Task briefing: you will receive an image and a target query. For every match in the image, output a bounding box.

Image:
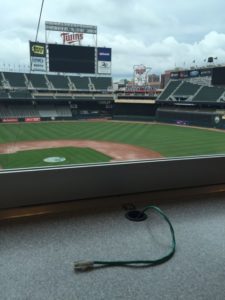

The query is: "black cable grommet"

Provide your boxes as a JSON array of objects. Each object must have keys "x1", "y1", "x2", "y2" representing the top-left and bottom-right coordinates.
[{"x1": 125, "y1": 210, "x2": 148, "y2": 222}]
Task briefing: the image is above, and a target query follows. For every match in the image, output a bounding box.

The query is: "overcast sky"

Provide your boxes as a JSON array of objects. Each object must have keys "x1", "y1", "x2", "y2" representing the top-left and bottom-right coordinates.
[{"x1": 0, "y1": 0, "x2": 225, "y2": 79}]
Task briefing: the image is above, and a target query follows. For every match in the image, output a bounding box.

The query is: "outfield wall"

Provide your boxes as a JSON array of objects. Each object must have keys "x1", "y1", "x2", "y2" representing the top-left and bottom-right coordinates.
[
  {"x1": 1, "y1": 97, "x2": 225, "y2": 130},
  {"x1": 156, "y1": 107, "x2": 225, "y2": 129}
]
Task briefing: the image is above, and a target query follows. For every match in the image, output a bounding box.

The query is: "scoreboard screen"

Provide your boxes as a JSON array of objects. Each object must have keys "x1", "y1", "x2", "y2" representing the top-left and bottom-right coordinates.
[
  {"x1": 48, "y1": 44, "x2": 95, "y2": 73},
  {"x1": 212, "y1": 67, "x2": 225, "y2": 85}
]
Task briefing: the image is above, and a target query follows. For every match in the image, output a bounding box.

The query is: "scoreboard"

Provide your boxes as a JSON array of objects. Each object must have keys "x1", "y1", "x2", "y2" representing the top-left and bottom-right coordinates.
[
  {"x1": 48, "y1": 44, "x2": 95, "y2": 73},
  {"x1": 30, "y1": 41, "x2": 111, "y2": 74},
  {"x1": 212, "y1": 67, "x2": 225, "y2": 85}
]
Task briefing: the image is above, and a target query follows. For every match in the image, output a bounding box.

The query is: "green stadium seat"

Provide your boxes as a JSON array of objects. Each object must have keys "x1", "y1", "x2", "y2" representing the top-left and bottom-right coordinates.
[
  {"x1": 193, "y1": 86, "x2": 225, "y2": 102},
  {"x1": 3, "y1": 72, "x2": 27, "y2": 88},
  {"x1": 47, "y1": 75, "x2": 70, "y2": 89},
  {"x1": 157, "y1": 80, "x2": 182, "y2": 100}
]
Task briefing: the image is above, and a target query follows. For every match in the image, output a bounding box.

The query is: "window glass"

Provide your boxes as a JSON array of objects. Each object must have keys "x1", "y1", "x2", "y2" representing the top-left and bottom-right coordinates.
[{"x1": 0, "y1": 1, "x2": 225, "y2": 171}]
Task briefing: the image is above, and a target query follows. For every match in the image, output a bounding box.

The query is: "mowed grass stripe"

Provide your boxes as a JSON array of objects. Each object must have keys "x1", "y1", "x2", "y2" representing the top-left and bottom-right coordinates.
[
  {"x1": 0, "y1": 147, "x2": 112, "y2": 169},
  {"x1": 0, "y1": 122, "x2": 225, "y2": 157}
]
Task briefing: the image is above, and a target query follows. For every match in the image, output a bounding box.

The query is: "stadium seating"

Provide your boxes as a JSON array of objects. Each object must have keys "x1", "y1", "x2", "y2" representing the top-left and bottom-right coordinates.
[
  {"x1": 0, "y1": 103, "x2": 73, "y2": 118},
  {"x1": 173, "y1": 82, "x2": 200, "y2": 97},
  {"x1": 47, "y1": 75, "x2": 70, "y2": 89},
  {"x1": 192, "y1": 86, "x2": 225, "y2": 102},
  {"x1": 3, "y1": 72, "x2": 27, "y2": 88},
  {"x1": 9, "y1": 90, "x2": 32, "y2": 99},
  {"x1": 26, "y1": 73, "x2": 49, "y2": 89},
  {"x1": 0, "y1": 91, "x2": 9, "y2": 98},
  {"x1": 0, "y1": 69, "x2": 114, "y2": 121},
  {"x1": 157, "y1": 80, "x2": 182, "y2": 100},
  {"x1": 69, "y1": 76, "x2": 89, "y2": 90},
  {"x1": 157, "y1": 78, "x2": 225, "y2": 104},
  {"x1": 0, "y1": 104, "x2": 10, "y2": 117},
  {"x1": 0, "y1": 104, "x2": 39, "y2": 118},
  {"x1": 11, "y1": 104, "x2": 39, "y2": 117},
  {"x1": 38, "y1": 104, "x2": 58, "y2": 117},
  {"x1": 90, "y1": 77, "x2": 112, "y2": 90},
  {"x1": 55, "y1": 105, "x2": 72, "y2": 117},
  {"x1": 37, "y1": 104, "x2": 72, "y2": 117}
]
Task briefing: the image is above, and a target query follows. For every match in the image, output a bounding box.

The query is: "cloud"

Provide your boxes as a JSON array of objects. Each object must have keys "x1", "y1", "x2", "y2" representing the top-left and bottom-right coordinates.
[
  {"x1": 1, "y1": 30, "x2": 225, "y2": 79},
  {"x1": 102, "y1": 31, "x2": 225, "y2": 78},
  {"x1": 0, "y1": 0, "x2": 225, "y2": 78},
  {"x1": 0, "y1": 38, "x2": 29, "y2": 68}
]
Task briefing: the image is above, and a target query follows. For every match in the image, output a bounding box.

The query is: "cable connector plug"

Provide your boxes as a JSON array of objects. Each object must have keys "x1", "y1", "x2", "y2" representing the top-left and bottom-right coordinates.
[{"x1": 74, "y1": 261, "x2": 94, "y2": 272}]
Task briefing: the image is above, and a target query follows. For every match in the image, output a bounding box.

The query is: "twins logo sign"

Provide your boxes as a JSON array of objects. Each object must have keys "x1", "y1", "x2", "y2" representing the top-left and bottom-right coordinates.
[{"x1": 61, "y1": 32, "x2": 83, "y2": 44}]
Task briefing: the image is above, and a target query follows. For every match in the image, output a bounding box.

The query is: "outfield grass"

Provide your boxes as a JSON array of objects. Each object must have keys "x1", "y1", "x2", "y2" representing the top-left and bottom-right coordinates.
[
  {"x1": 0, "y1": 147, "x2": 112, "y2": 169},
  {"x1": 0, "y1": 121, "x2": 225, "y2": 169}
]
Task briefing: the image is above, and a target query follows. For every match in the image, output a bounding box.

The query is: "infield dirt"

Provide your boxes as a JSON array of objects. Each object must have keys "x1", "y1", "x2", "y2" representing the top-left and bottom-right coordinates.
[{"x1": 0, "y1": 140, "x2": 163, "y2": 161}]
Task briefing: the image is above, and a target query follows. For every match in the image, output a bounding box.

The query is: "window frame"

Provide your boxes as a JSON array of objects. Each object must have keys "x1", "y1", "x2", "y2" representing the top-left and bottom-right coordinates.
[{"x1": 1, "y1": 154, "x2": 225, "y2": 209}]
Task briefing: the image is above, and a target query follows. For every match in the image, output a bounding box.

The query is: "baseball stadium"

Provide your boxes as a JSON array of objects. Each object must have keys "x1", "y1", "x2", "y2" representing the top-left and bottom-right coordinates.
[
  {"x1": 2, "y1": 5, "x2": 225, "y2": 299},
  {"x1": 0, "y1": 21, "x2": 225, "y2": 170}
]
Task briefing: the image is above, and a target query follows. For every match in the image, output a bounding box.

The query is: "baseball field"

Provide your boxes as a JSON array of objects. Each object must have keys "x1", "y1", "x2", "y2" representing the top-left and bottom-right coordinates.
[{"x1": 0, "y1": 120, "x2": 225, "y2": 169}]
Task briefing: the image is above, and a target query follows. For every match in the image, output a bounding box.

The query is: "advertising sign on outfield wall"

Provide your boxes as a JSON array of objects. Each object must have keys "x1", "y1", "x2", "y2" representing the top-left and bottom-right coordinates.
[
  {"x1": 2, "y1": 118, "x2": 18, "y2": 123},
  {"x1": 29, "y1": 41, "x2": 47, "y2": 72},
  {"x1": 25, "y1": 117, "x2": 41, "y2": 123}
]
